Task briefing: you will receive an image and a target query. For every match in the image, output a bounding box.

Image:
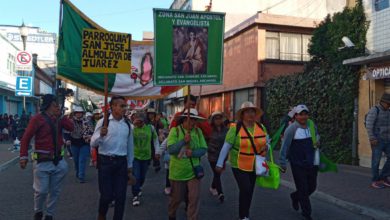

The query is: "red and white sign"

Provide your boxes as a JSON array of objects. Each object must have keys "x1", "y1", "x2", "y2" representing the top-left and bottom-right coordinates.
[{"x1": 16, "y1": 51, "x2": 33, "y2": 71}]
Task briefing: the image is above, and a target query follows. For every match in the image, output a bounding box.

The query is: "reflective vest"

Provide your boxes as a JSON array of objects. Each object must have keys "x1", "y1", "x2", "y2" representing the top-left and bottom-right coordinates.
[{"x1": 233, "y1": 123, "x2": 267, "y2": 172}]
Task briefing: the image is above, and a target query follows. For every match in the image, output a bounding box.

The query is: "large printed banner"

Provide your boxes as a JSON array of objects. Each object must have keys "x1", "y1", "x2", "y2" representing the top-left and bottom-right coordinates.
[{"x1": 153, "y1": 9, "x2": 225, "y2": 86}]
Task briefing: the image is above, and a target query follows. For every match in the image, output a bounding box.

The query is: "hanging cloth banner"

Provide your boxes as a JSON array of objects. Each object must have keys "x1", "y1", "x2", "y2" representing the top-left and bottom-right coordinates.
[{"x1": 57, "y1": 0, "x2": 181, "y2": 99}]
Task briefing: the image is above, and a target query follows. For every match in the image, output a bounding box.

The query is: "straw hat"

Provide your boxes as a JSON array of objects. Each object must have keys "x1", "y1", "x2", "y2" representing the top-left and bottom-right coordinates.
[
  {"x1": 236, "y1": 101, "x2": 263, "y2": 120},
  {"x1": 179, "y1": 108, "x2": 206, "y2": 121},
  {"x1": 210, "y1": 111, "x2": 224, "y2": 121},
  {"x1": 73, "y1": 106, "x2": 84, "y2": 113}
]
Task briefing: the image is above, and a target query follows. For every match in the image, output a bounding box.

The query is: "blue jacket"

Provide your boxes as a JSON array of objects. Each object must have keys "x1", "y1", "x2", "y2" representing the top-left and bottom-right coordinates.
[{"x1": 279, "y1": 121, "x2": 319, "y2": 168}]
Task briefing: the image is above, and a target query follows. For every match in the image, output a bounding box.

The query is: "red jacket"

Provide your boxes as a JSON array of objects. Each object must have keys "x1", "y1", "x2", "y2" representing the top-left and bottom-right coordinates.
[
  {"x1": 20, "y1": 113, "x2": 74, "y2": 159},
  {"x1": 169, "y1": 111, "x2": 212, "y2": 139}
]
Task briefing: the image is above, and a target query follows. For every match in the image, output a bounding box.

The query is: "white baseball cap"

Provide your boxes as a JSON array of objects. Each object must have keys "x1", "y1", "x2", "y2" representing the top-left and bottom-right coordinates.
[{"x1": 295, "y1": 104, "x2": 309, "y2": 114}]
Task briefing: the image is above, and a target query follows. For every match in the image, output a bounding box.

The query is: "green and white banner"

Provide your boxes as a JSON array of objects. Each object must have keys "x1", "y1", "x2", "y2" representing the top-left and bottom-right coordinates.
[
  {"x1": 153, "y1": 9, "x2": 225, "y2": 86},
  {"x1": 57, "y1": 0, "x2": 181, "y2": 99}
]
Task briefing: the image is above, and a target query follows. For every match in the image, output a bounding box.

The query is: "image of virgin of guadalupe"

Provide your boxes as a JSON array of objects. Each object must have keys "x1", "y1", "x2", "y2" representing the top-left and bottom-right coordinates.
[
  {"x1": 180, "y1": 28, "x2": 207, "y2": 74},
  {"x1": 139, "y1": 52, "x2": 153, "y2": 86}
]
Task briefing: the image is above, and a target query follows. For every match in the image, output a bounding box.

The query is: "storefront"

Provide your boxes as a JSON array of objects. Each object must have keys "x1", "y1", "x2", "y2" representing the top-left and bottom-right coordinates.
[{"x1": 344, "y1": 51, "x2": 390, "y2": 167}]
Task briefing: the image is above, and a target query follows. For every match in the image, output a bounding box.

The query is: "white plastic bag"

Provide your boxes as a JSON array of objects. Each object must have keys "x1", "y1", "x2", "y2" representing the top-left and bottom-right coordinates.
[
  {"x1": 313, "y1": 148, "x2": 320, "y2": 166},
  {"x1": 255, "y1": 155, "x2": 269, "y2": 176}
]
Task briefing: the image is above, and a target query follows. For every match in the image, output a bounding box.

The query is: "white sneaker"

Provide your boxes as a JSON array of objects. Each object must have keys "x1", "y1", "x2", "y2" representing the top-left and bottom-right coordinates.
[
  {"x1": 209, "y1": 187, "x2": 218, "y2": 196},
  {"x1": 240, "y1": 218, "x2": 250, "y2": 220},
  {"x1": 132, "y1": 196, "x2": 140, "y2": 206},
  {"x1": 164, "y1": 187, "x2": 171, "y2": 195},
  {"x1": 138, "y1": 191, "x2": 143, "y2": 197}
]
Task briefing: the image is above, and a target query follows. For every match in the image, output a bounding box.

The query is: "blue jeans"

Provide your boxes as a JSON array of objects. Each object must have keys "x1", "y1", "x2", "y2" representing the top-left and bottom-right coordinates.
[
  {"x1": 132, "y1": 159, "x2": 150, "y2": 197},
  {"x1": 33, "y1": 160, "x2": 69, "y2": 216},
  {"x1": 71, "y1": 145, "x2": 90, "y2": 181},
  {"x1": 98, "y1": 155, "x2": 128, "y2": 220},
  {"x1": 371, "y1": 141, "x2": 390, "y2": 182}
]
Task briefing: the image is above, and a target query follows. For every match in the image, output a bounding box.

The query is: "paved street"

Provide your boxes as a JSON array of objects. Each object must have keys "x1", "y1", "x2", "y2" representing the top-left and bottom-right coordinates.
[{"x1": 0, "y1": 158, "x2": 370, "y2": 220}]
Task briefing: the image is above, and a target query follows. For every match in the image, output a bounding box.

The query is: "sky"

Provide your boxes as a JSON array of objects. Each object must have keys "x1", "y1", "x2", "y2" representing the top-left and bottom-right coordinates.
[{"x1": 0, "y1": 0, "x2": 173, "y2": 40}]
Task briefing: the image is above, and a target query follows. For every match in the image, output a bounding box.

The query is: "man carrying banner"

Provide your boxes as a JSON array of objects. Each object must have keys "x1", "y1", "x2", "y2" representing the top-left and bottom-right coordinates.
[
  {"x1": 19, "y1": 94, "x2": 74, "y2": 220},
  {"x1": 90, "y1": 96, "x2": 135, "y2": 220}
]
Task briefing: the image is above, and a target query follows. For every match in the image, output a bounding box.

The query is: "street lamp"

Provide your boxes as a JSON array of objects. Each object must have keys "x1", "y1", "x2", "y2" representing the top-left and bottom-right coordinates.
[
  {"x1": 19, "y1": 22, "x2": 29, "y2": 51},
  {"x1": 19, "y1": 21, "x2": 29, "y2": 111}
]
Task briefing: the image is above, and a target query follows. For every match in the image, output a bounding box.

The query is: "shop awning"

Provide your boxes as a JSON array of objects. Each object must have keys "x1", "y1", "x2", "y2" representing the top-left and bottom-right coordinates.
[{"x1": 343, "y1": 50, "x2": 390, "y2": 65}]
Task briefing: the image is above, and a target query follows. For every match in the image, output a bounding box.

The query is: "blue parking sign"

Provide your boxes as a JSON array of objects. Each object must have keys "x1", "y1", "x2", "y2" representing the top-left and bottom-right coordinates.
[{"x1": 15, "y1": 76, "x2": 33, "y2": 96}]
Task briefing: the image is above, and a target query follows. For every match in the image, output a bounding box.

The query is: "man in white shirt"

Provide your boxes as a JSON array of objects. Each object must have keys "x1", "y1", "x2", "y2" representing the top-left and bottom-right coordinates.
[{"x1": 91, "y1": 96, "x2": 135, "y2": 220}]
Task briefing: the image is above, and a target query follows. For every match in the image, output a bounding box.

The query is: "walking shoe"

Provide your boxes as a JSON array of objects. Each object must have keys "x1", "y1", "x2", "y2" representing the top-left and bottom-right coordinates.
[
  {"x1": 209, "y1": 187, "x2": 218, "y2": 196},
  {"x1": 44, "y1": 215, "x2": 53, "y2": 220},
  {"x1": 132, "y1": 196, "x2": 140, "y2": 206},
  {"x1": 290, "y1": 194, "x2": 299, "y2": 211},
  {"x1": 34, "y1": 212, "x2": 43, "y2": 220},
  {"x1": 382, "y1": 178, "x2": 390, "y2": 187},
  {"x1": 164, "y1": 187, "x2": 171, "y2": 195},
  {"x1": 240, "y1": 217, "x2": 250, "y2": 220},
  {"x1": 371, "y1": 181, "x2": 385, "y2": 189},
  {"x1": 218, "y1": 193, "x2": 225, "y2": 203},
  {"x1": 109, "y1": 201, "x2": 115, "y2": 208},
  {"x1": 138, "y1": 191, "x2": 143, "y2": 197}
]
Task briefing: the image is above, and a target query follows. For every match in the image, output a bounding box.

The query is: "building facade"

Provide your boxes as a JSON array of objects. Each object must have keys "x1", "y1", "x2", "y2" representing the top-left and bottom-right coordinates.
[
  {"x1": 191, "y1": 13, "x2": 318, "y2": 119},
  {"x1": 0, "y1": 33, "x2": 41, "y2": 115},
  {"x1": 0, "y1": 25, "x2": 57, "y2": 74},
  {"x1": 170, "y1": 0, "x2": 346, "y2": 32},
  {"x1": 344, "y1": 0, "x2": 390, "y2": 167},
  {"x1": 0, "y1": 24, "x2": 57, "y2": 116},
  {"x1": 166, "y1": 0, "x2": 346, "y2": 119}
]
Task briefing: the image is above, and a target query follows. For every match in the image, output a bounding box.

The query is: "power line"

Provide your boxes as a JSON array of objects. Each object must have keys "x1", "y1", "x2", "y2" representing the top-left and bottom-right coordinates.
[{"x1": 261, "y1": 0, "x2": 289, "y2": 13}]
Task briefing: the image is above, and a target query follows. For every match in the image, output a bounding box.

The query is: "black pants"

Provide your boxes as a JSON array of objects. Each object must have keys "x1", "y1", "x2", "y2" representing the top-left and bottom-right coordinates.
[
  {"x1": 166, "y1": 169, "x2": 171, "y2": 187},
  {"x1": 98, "y1": 155, "x2": 128, "y2": 220},
  {"x1": 232, "y1": 168, "x2": 256, "y2": 219},
  {"x1": 209, "y1": 161, "x2": 223, "y2": 194},
  {"x1": 290, "y1": 164, "x2": 318, "y2": 217}
]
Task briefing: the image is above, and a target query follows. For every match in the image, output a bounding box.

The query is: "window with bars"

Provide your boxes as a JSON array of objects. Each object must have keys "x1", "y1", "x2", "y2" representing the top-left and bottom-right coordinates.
[{"x1": 266, "y1": 31, "x2": 312, "y2": 61}]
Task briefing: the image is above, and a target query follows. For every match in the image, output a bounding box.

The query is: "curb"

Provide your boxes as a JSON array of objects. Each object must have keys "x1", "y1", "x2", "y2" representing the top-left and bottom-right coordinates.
[
  {"x1": 280, "y1": 179, "x2": 390, "y2": 220},
  {"x1": 0, "y1": 149, "x2": 32, "y2": 172},
  {"x1": 0, "y1": 155, "x2": 20, "y2": 172}
]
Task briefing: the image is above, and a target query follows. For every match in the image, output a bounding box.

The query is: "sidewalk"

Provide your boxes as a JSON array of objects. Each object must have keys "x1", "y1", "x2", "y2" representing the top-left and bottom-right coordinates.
[
  {"x1": 279, "y1": 155, "x2": 390, "y2": 220},
  {"x1": 0, "y1": 142, "x2": 20, "y2": 172}
]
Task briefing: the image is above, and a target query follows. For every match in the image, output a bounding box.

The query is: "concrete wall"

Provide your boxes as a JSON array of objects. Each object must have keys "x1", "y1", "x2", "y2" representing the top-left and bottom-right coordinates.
[{"x1": 261, "y1": 62, "x2": 305, "y2": 81}]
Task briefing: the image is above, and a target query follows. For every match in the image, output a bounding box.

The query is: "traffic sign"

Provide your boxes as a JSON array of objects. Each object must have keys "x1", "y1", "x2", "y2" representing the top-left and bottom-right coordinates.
[
  {"x1": 15, "y1": 76, "x2": 33, "y2": 97},
  {"x1": 16, "y1": 51, "x2": 33, "y2": 71}
]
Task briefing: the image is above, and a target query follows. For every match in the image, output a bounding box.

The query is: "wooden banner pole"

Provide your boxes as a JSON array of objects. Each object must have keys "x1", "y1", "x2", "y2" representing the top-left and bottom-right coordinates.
[
  {"x1": 187, "y1": 85, "x2": 191, "y2": 132},
  {"x1": 103, "y1": 73, "x2": 109, "y2": 127}
]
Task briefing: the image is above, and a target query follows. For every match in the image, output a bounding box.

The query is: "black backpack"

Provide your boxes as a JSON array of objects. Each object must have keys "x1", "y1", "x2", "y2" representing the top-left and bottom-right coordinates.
[{"x1": 364, "y1": 106, "x2": 379, "y2": 128}]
